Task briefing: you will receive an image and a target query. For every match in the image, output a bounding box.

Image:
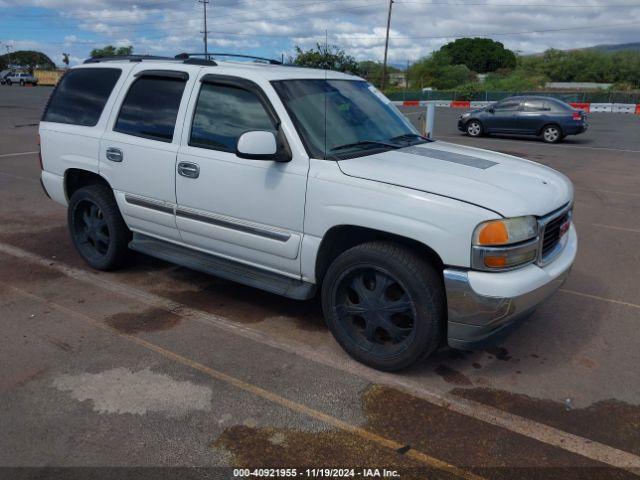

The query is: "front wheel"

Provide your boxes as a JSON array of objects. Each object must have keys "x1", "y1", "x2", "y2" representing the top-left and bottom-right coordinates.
[
  {"x1": 321, "y1": 242, "x2": 445, "y2": 371},
  {"x1": 68, "y1": 184, "x2": 130, "y2": 270},
  {"x1": 466, "y1": 120, "x2": 483, "y2": 137},
  {"x1": 541, "y1": 125, "x2": 562, "y2": 143}
]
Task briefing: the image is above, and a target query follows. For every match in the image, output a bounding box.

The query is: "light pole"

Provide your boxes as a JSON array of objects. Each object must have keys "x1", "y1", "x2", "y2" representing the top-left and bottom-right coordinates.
[
  {"x1": 380, "y1": 0, "x2": 394, "y2": 91},
  {"x1": 199, "y1": 0, "x2": 210, "y2": 58}
]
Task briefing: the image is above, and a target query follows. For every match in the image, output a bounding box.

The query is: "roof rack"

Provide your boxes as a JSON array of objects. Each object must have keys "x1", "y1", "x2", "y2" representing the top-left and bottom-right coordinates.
[
  {"x1": 175, "y1": 52, "x2": 282, "y2": 65},
  {"x1": 83, "y1": 55, "x2": 174, "y2": 64}
]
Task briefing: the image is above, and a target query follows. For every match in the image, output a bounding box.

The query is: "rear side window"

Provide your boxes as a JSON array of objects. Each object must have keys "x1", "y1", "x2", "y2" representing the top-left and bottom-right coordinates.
[
  {"x1": 190, "y1": 83, "x2": 276, "y2": 152},
  {"x1": 547, "y1": 98, "x2": 573, "y2": 112},
  {"x1": 43, "y1": 68, "x2": 121, "y2": 126},
  {"x1": 115, "y1": 75, "x2": 187, "y2": 142},
  {"x1": 523, "y1": 99, "x2": 550, "y2": 112}
]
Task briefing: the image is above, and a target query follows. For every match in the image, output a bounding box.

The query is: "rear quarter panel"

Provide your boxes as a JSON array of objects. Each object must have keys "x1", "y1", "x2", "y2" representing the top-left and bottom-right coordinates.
[{"x1": 38, "y1": 64, "x2": 137, "y2": 201}]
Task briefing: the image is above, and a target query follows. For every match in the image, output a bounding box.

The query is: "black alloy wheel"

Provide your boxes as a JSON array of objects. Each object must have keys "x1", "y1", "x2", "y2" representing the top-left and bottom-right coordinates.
[
  {"x1": 68, "y1": 184, "x2": 130, "y2": 270},
  {"x1": 322, "y1": 242, "x2": 444, "y2": 371},
  {"x1": 331, "y1": 265, "x2": 417, "y2": 358}
]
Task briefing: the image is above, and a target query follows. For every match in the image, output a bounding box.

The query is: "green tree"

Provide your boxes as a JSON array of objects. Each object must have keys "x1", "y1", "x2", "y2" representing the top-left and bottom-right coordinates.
[
  {"x1": 0, "y1": 50, "x2": 55, "y2": 71},
  {"x1": 90, "y1": 45, "x2": 133, "y2": 58},
  {"x1": 407, "y1": 52, "x2": 474, "y2": 89},
  {"x1": 357, "y1": 60, "x2": 400, "y2": 87},
  {"x1": 291, "y1": 43, "x2": 358, "y2": 73},
  {"x1": 440, "y1": 38, "x2": 516, "y2": 73},
  {"x1": 519, "y1": 48, "x2": 640, "y2": 87}
]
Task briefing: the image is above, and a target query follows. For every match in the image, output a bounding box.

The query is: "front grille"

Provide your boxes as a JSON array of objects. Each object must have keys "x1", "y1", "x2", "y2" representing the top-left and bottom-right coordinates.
[{"x1": 539, "y1": 205, "x2": 572, "y2": 264}]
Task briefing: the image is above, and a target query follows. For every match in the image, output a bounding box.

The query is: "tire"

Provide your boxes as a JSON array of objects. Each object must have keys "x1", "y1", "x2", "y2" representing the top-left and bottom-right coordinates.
[
  {"x1": 541, "y1": 125, "x2": 562, "y2": 143},
  {"x1": 466, "y1": 120, "x2": 483, "y2": 137},
  {"x1": 67, "y1": 184, "x2": 130, "y2": 270},
  {"x1": 6, "y1": 80, "x2": 11, "y2": 86},
  {"x1": 20, "y1": 80, "x2": 25, "y2": 86},
  {"x1": 321, "y1": 241, "x2": 445, "y2": 371}
]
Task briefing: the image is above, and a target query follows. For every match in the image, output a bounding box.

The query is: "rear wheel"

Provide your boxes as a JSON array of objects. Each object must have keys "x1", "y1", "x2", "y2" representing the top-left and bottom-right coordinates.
[
  {"x1": 20, "y1": 80, "x2": 25, "y2": 86},
  {"x1": 541, "y1": 125, "x2": 562, "y2": 143},
  {"x1": 68, "y1": 184, "x2": 130, "y2": 270},
  {"x1": 466, "y1": 120, "x2": 483, "y2": 137},
  {"x1": 6, "y1": 79, "x2": 11, "y2": 86},
  {"x1": 321, "y1": 241, "x2": 444, "y2": 371}
]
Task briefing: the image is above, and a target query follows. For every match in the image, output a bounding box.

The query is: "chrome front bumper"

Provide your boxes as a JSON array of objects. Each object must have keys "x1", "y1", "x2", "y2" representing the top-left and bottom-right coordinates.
[{"x1": 444, "y1": 224, "x2": 577, "y2": 349}]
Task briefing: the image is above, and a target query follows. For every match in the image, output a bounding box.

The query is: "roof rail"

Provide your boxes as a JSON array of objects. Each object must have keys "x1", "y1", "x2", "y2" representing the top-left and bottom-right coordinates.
[
  {"x1": 84, "y1": 55, "x2": 174, "y2": 64},
  {"x1": 175, "y1": 52, "x2": 282, "y2": 65}
]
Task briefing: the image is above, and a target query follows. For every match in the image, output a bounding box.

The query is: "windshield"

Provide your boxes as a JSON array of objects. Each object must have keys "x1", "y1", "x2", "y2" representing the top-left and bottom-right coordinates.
[{"x1": 272, "y1": 79, "x2": 425, "y2": 159}]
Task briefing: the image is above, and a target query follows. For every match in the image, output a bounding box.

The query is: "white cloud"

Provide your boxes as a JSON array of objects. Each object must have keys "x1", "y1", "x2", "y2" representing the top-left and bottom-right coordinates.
[{"x1": 3, "y1": 0, "x2": 640, "y2": 67}]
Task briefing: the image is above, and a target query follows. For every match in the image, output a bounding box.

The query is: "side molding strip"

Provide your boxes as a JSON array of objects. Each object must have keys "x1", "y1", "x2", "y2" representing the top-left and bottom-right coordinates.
[
  {"x1": 123, "y1": 195, "x2": 292, "y2": 243},
  {"x1": 176, "y1": 209, "x2": 291, "y2": 243},
  {"x1": 124, "y1": 195, "x2": 175, "y2": 215}
]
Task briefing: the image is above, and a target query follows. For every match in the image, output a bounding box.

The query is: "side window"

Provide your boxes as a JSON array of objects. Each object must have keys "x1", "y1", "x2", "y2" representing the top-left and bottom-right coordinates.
[
  {"x1": 548, "y1": 99, "x2": 572, "y2": 112},
  {"x1": 524, "y1": 99, "x2": 549, "y2": 112},
  {"x1": 190, "y1": 82, "x2": 276, "y2": 152},
  {"x1": 114, "y1": 75, "x2": 187, "y2": 142},
  {"x1": 42, "y1": 68, "x2": 121, "y2": 126},
  {"x1": 494, "y1": 100, "x2": 521, "y2": 111}
]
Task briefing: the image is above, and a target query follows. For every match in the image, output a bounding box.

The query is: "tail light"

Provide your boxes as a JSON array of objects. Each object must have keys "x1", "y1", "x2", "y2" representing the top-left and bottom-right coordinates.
[
  {"x1": 37, "y1": 133, "x2": 43, "y2": 170},
  {"x1": 572, "y1": 112, "x2": 582, "y2": 121}
]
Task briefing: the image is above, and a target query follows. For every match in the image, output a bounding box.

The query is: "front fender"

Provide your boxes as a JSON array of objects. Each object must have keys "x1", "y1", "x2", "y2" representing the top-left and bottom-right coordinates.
[{"x1": 301, "y1": 160, "x2": 498, "y2": 282}]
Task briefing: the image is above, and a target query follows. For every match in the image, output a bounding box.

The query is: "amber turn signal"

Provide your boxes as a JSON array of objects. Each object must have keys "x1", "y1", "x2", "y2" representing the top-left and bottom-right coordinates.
[{"x1": 478, "y1": 221, "x2": 509, "y2": 245}]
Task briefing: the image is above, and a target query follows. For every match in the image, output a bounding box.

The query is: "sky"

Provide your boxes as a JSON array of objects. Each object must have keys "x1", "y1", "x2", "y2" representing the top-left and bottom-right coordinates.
[{"x1": 1, "y1": 0, "x2": 640, "y2": 67}]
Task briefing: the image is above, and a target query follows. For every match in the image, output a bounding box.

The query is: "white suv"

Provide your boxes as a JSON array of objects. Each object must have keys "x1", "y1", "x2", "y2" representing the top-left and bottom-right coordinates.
[{"x1": 39, "y1": 54, "x2": 577, "y2": 371}]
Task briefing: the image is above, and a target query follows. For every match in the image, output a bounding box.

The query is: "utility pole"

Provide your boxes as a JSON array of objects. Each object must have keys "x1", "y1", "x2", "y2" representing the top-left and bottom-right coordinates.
[
  {"x1": 199, "y1": 0, "x2": 210, "y2": 58},
  {"x1": 380, "y1": 0, "x2": 394, "y2": 91}
]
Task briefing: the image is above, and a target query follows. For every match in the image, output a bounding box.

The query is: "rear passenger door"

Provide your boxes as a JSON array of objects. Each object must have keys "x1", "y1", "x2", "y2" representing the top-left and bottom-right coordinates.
[
  {"x1": 175, "y1": 74, "x2": 307, "y2": 277},
  {"x1": 99, "y1": 68, "x2": 194, "y2": 242}
]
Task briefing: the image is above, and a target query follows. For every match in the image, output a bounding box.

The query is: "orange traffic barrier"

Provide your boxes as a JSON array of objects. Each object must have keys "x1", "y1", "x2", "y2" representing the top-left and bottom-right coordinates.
[
  {"x1": 451, "y1": 101, "x2": 471, "y2": 109},
  {"x1": 569, "y1": 102, "x2": 590, "y2": 113}
]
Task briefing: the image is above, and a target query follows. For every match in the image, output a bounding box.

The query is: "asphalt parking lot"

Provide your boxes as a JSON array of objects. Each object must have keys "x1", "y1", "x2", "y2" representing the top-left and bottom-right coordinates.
[{"x1": 1, "y1": 87, "x2": 639, "y2": 479}]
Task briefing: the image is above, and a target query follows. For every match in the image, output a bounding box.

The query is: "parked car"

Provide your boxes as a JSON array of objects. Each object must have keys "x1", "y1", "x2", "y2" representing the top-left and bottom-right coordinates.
[
  {"x1": 39, "y1": 56, "x2": 577, "y2": 371},
  {"x1": 458, "y1": 96, "x2": 588, "y2": 143},
  {"x1": 0, "y1": 70, "x2": 12, "y2": 85},
  {"x1": 5, "y1": 72, "x2": 38, "y2": 86}
]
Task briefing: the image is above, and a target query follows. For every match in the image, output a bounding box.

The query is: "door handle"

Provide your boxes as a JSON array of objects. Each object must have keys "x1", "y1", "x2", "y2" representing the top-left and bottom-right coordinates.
[
  {"x1": 106, "y1": 147, "x2": 123, "y2": 163},
  {"x1": 178, "y1": 161, "x2": 200, "y2": 179}
]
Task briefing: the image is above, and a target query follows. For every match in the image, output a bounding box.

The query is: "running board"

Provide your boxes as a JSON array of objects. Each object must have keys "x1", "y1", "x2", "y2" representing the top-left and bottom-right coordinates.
[{"x1": 128, "y1": 233, "x2": 316, "y2": 300}]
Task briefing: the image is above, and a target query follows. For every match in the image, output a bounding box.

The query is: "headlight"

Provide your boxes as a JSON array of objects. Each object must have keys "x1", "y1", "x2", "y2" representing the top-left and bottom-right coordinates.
[
  {"x1": 472, "y1": 217, "x2": 539, "y2": 270},
  {"x1": 473, "y1": 217, "x2": 537, "y2": 246}
]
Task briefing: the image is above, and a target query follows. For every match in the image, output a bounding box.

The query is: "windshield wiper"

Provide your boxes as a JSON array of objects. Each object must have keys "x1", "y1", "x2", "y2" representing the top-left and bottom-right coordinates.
[
  {"x1": 389, "y1": 133, "x2": 432, "y2": 144},
  {"x1": 330, "y1": 140, "x2": 401, "y2": 152}
]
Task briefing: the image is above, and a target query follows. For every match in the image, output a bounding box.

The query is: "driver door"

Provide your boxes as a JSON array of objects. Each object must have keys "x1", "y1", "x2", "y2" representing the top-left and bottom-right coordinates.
[
  {"x1": 175, "y1": 74, "x2": 307, "y2": 277},
  {"x1": 487, "y1": 99, "x2": 522, "y2": 133}
]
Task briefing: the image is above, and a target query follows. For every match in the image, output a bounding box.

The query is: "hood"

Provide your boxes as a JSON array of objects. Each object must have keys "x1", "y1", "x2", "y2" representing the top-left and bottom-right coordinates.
[{"x1": 337, "y1": 141, "x2": 573, "y2": 217}]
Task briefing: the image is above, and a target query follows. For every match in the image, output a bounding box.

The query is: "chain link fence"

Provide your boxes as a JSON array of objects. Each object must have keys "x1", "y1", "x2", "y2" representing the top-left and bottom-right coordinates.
[{"x1": 387, "y1": 90, "x2": 640, "y2": 104}]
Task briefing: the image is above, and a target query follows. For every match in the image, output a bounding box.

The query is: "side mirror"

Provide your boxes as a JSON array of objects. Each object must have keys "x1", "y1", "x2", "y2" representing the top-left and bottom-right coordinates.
[
  {"x1": 486, "y1": 107, "x2": 495, "y2": 113},
  {"x1": 236, "y1": 131, "x2": 279, "y2": 160}
]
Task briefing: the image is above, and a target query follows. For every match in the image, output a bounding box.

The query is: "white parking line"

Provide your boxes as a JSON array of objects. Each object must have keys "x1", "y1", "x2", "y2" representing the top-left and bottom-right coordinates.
[
  {"x1": 1, "y1": 241, "x2": 640, "y2": 472},
  {"x1": 586, "y1": 223, "x2": 640, "y2": 234},
  {"x1": 0, "y1": 151, "x2": 38, "y2": 159},
  {"x1": 560, "y1": 289, "x2": 640, "y2": 310},
  {"x1": 0, "y1": 171, "x2": 38, "y2": 183},
  {"x1": 576, "y1": 187, "x2": 640, "y2": 198}
]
